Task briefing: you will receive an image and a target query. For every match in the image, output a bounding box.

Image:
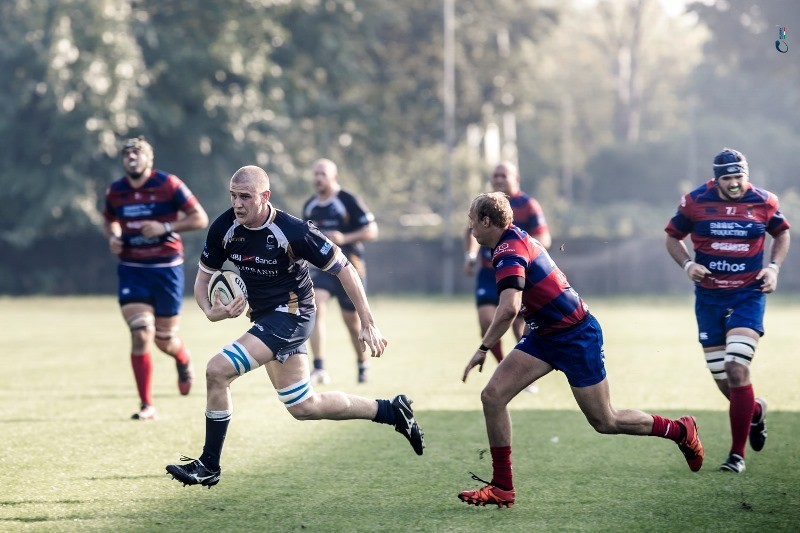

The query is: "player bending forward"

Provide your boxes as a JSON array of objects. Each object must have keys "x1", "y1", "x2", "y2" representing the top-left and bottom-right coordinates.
[
  {"x1": 166, "y1": 166, "x2": 424, "y2": 488},
  {"x1": 458, "y1": 192, "x2": 704, "y2": 509}
]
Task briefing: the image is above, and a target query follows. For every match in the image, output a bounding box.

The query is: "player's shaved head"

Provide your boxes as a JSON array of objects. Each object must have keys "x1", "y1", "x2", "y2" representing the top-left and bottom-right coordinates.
[
  {"x1": 491, "y1": 161, "x2": 521, "y2": 196},
  {"x1": 231, "y1": 165, "x2": 270, "y2": 193},
  {"x1": 494, "y1": 161, "x2": 518, "y2": 178},
  {"x1": 313, "y1": 158, "x2": 338, "y2": 177}
]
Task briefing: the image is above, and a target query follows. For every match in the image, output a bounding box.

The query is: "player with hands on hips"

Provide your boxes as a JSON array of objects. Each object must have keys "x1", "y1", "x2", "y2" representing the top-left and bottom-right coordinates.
[
  {"x1": 166, "y1": 165, "x2": 423, "y2": 489},
  {"x1": 665, "y1": 147, "x2": 790, "y2": 473}
]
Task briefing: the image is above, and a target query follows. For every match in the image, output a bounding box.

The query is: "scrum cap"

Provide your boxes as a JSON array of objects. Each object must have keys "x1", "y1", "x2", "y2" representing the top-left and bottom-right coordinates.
[
  {"x1": 121, "y1": 135, "x2": 154, "y2": 160},
  {"x1": 713, "y1": 148, "x2": 748, "y2": 180}
]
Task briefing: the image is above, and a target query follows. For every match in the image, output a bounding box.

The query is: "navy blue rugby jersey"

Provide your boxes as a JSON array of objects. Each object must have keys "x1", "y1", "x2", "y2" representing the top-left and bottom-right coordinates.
[
  {"x1": 199, "y1": 205, "x2": 347, "y2": 321},
  {"x1": 302, "y1": 190, "x2": 374, "y2": 261}
]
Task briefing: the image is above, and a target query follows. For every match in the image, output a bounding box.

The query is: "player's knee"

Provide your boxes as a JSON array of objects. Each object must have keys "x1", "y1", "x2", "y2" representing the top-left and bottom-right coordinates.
[
  {"x1": 154, "y1": 326, "x2": 178, "y2": 352},
  {"x1": 725, "y1": 361, "x2": 749, "y2": 386},
  {"x1": 127, "y1": 313, "x2": 154, "y2": 345},
  {"x1": 480, "y1": 384, "x2": 504, "y2": 409},
  {"x1": 206, "y1": 354, "x2": 238, "y2": 387},
  {"x1": 704, "y1": 349, "x2": 727, "y2": 381},
  {"x1": 279, "y1": 378, "x2": 316, "y2": 419},
  {"x1": 582, "y1": 411, "x2": 616, "y2": 434},
  {"x1": 725, "y1": 335, "x2": 757, "y2": 367}
]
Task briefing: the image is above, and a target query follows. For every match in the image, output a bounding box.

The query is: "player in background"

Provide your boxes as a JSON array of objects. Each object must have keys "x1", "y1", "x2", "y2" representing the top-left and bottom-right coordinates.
[
  {"x1": 458, "y1": 192, "x2": 703, "y2": 509},
  {"x1": 103, "y1": 136, "x2": 209, "y2": 420},
  {"x1": 165, "y1": 166, "x2": 423, "y2": 488},
  {"x1": 303, "y1": 158, "x2": 378, "y2": 384},
  {"x1": 665, "y1": 147, "x2": 790, "y2": 473},
  {"x1": 463, "y1": 161, "x2": 551, "y2": 391}
]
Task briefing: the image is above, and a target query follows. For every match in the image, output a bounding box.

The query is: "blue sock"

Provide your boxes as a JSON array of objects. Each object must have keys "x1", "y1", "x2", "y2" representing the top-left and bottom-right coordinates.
[
  {"x1": 313, "y1": 359, "x2": 324, "y2": 370},
  {"x1": 372, "y1": 399, "x2": 395, "y2": 425}
]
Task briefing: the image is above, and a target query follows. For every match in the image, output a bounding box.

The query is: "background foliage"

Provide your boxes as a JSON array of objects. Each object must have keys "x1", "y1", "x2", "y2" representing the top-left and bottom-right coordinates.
[{"x1": 1, "y1": 0, "x2": 798, "y2": 293}]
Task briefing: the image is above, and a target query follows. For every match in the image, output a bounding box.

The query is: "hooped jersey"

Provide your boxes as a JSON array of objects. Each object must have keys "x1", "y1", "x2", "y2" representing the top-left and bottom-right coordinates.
[
  {"x1": 492, "y1": 225, "x2": 588, "y2": 335},
  {"x1": 199, "y1": 205, "x2": 347, "y2": 322},
  {"x1": 104, "y1": 170, "x2": 199, "y2": 266},
  {"x1": 302, "y1": 189, "x2": 375, "y2": 262},
  {"x1": 480, "y1": 191, "x2": 548, "y2": 269},
  {"x1": 665, "y1": 180, "x2": 790, "y2": 291}
]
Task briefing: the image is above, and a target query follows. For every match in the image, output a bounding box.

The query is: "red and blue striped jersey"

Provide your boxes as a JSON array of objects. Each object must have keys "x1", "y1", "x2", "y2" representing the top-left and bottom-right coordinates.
[
  {"x1": 492, "y1": 225, "x2": 588, "y2": 335},
  {"x1": 104, "y1": 170, "x2": 199, "y2": 266},
  {"x1": 480, "y1": 190, "x2": 549, "y2": 268},
  {"x1": 665, "y1": 180, "x2": 790, "y2": 291}
]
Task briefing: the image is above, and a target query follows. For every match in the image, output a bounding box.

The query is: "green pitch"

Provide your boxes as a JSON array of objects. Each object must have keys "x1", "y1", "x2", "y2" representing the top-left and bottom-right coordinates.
[{"x1": 1, "y1": 295, "x2": 798, "y2": 531}]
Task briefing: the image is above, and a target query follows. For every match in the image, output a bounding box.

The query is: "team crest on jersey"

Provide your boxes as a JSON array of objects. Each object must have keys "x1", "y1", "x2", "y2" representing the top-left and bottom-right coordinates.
[{"x1": 745, "y1": 205, "x2": 755, "y2": 219}]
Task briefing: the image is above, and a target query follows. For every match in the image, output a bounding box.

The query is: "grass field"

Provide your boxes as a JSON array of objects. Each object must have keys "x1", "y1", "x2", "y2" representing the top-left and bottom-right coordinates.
[{"x1": 1, "y1": 295, "x2": 799, "y2": 532}]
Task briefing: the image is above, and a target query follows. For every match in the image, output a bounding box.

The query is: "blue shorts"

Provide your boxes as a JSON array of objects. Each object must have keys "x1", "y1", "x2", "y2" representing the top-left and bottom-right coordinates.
[
  {"x1": 118, "y1": 263, "x2": 184, "y2": 317},
  {"x1": 695, "y1": 287, "x2": 765, "y2": 347},
  {"x1": 248, "y1": 311, "x2": 315, "y2": 363},
  {"x1": 312, "y1": 270, "x2": 365, "y2": 312},
  {"x1": 475, "y1": 267, "x2": 499, "y2": 307},
  {"x1": 514, "y1": 314, "x2": 607, "y2": 388}
]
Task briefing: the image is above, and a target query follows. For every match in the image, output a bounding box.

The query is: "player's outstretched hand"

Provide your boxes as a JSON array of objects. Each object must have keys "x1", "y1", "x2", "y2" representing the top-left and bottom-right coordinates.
[
  {"x1": 462, "y1": 350, "x2": 487, "y2": 383},
  {"x1": 206, "y1": 292, "x2": 246, "y2": 322},
  {"x1": 358, "y1": 323, "x2": 388, "y2": 358}
]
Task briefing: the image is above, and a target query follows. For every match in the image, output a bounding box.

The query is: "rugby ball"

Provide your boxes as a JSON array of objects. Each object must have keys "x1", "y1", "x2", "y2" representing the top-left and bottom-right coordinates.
[{"x1": 208, "y1": 270, "x2": 248, "y2": 305}]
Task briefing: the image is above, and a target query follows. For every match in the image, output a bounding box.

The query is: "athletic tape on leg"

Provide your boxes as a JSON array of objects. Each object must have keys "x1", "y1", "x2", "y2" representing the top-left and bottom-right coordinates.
[
  {"x1": 127, "y1": 312, "x2": 154, "y2": 332},
  {"x1": 277, "y1": 379, "x2": 314, "y2": 407},
  {"x1": 726, "y1": 335, "x2": 757, "y2": 367},
  {"x1": 221, "y1": 342, "x2": 260, "y2": 375},
  {"x1": 704, "y1": 349, "x2": 727, "y2": 380},
  {"x1": 205, "y1": 409, "x2": 232, "y2": 421}
]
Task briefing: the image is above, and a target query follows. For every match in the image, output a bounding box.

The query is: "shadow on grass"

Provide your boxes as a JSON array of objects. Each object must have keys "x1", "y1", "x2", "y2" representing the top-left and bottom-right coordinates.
[{"x1": 4, "y1": 410, "x2": 799, "y2": 532}]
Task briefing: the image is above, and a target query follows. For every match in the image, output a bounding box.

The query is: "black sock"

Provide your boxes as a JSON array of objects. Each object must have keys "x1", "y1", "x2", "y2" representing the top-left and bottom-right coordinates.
[
  {"x1": 313, "y1": 359, "x2": 324, "y2": 371},
  {"x1": 372, "y1": 399, "x2": 395, "y2": 425},
  {"x1": 199, "y1": 415, "x2": 230, "y2": 471}
]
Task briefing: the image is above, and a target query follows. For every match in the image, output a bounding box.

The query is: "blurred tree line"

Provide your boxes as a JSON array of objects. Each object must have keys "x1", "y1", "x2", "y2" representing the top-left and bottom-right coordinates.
[{"x1": 0, "y1": 0, "x2": 798, "y2": 293}]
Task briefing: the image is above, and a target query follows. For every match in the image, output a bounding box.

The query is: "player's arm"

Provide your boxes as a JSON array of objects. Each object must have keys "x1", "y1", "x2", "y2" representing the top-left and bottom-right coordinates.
[
  {"x1": 462, "y1": 286, "x2": 522, "y2": 382},
  {"x1": 756, "y1": 229, "x2": 790, "y2": 293},
  {"x1": 193, "y1": 268, "x2": 245, "y2": 322},
  {"x1": 336, "y1": 261, "x2": 388, "y2": 357},
  {"x1": 326, "y1": 220, "x2": 378, "y2": 246},
  {"x1": 463, "y1": 225, "x2": 479, "y2": 275},
  {"x1": 532, "y1": 227, "x2": 552, "y2": 249},
  {"x1": 665, "y1": 234, "x2": 709, "y2": 282},
  {"x1": 140, "y1": 204, "x2": 209, "y2": 238}
]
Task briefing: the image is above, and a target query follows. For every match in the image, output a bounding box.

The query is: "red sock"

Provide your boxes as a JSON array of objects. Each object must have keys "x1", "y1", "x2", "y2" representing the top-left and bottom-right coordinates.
[
  {"x1": 131, "y1": 353, "x2": 153, "y2": 406},
  {"x1": 490, "y1": 446, "x2": 513, "y2": 491},
  {"x1": 730, "y1": 384, "x2": 755, "y2": 457},
  {"x1": 490, "y1": 341, "x2": 504, "y2": 363},
  {"x1": 649, "y1": 415, "x2": 684, "y2": 442},
  {"x1": 169, "y1": 342, "x2": 191, "y2": 365}
]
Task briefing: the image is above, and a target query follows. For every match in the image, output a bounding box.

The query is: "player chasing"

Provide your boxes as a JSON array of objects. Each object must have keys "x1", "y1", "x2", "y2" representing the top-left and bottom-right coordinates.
[
  {"x1": 165, "y1": 166, "x2": 424, "y2": 488},
  {"x1": 103, "y1": 136, "x2": 209, "y2": 420},
  {"x1": 665, "y1": 147, "x2": 790, "y2": 473},
  {"x1": 463, "y1": 162, "x2": 551, "y2": 392},
  {"x1": 458, "y1": 192, "x2": 703, "y2": 509}
]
